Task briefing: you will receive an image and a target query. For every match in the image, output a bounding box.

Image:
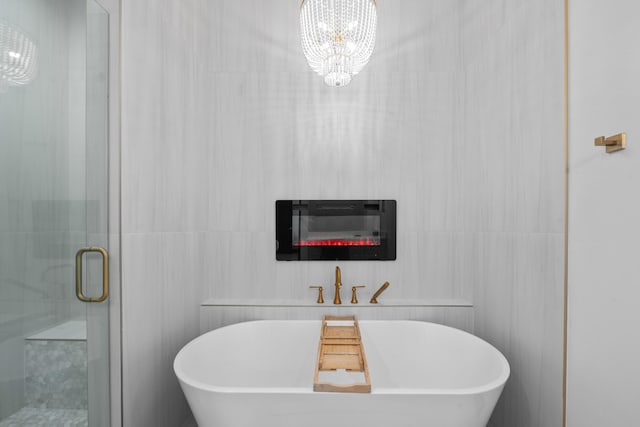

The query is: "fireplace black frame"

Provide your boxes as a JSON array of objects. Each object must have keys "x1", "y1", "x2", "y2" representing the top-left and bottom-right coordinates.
[{"x1": 275, "y1": 200, "x2": 396, "y2": 261}]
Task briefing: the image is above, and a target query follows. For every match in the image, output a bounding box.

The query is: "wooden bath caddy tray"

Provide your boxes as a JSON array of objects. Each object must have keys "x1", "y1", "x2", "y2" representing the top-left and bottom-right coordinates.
[{"x1": 313, "y1": 315, "x2": 371, "y2": 393}]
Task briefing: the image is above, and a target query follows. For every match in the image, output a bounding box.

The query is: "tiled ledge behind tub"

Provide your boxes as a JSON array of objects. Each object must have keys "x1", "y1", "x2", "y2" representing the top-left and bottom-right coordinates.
[{"x1": 200, "y1": 299, "x2": 474, "y2": 334}]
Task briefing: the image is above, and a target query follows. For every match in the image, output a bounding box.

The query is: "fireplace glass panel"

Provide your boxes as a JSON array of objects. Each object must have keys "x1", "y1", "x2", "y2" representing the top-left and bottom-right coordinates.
[{"x1": 276, "y1": 200, "x2": 396, "y2": 261}]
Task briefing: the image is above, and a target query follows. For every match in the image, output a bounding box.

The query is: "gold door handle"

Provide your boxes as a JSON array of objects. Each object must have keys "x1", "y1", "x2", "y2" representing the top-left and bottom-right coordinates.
[{"x1": 75, "y1": 247, "x2": 109, "y2": 303}]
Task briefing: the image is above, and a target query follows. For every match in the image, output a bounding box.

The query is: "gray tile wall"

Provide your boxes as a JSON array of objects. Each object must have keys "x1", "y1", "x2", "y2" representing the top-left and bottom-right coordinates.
[
  {"x1": 462, "y1": 2, "x2": 565, "y2": 426},
  {"x1": 567, "y1": 0, "x2": 640, "y2": 425},
  {"x1": 121, "y1": 1, "x2": 565, "y2": 426}
]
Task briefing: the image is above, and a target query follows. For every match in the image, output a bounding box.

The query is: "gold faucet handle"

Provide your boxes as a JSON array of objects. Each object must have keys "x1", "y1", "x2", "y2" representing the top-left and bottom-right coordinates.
[
  {"x1": 309, "y1": 286, "x2": 324, "y2": 304},
  {"x1": 351, "y1": 285, "x2": 365, "y2": 304}
]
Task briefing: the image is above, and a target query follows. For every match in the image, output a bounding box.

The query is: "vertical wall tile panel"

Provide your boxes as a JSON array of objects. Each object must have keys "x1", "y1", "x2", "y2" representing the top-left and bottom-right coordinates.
[
  {"x1": 472, "y1": 233, "x2": 564, "y2": 426},
  {"x1": 464, "y1": 1, "x2": 565, "y2": 426},
  {"x1": 568, "y1": 1, "x2": 640, "y2": 425},
  {"x1": 121, "y1": 1, "x2": 213, "y2": 425},
  {"x1": 121, "y1": 233, "x2": 203, "y2": 426}
]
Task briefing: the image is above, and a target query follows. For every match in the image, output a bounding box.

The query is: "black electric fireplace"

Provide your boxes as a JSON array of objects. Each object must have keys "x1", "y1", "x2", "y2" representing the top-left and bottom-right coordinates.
[{"x1": 276, "y1": 200, "x2": 396, "y2": 261}]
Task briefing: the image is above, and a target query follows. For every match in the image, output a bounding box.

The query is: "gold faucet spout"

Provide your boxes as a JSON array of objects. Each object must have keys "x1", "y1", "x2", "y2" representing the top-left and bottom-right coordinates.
[
  {"x1": 369, "y1": 281, "x2": 389, "y2": 304},
  {"x1": 334, "y1": 266, "x2": 342, "y2": 304}
]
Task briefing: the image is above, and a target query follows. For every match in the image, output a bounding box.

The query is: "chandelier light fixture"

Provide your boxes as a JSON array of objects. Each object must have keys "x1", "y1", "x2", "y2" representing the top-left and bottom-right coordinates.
[
  {"x1": 300, "y1": 0, "x2": 377, "y2": 87},
  {"x1": 0, "y1": 20, "x2": 38, "y2": 92}
]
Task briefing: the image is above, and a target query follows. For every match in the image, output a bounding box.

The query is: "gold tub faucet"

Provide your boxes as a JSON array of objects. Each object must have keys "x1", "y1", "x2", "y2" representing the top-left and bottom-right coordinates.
[{"x1": 334, "y1": 266, "x2": 342, "y2": 304}]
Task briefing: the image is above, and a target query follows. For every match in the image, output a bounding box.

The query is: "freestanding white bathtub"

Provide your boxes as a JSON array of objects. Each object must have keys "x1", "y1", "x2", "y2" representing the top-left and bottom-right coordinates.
[{"x1": 174, "y1": 320, "x2": 509, "y2": 427}]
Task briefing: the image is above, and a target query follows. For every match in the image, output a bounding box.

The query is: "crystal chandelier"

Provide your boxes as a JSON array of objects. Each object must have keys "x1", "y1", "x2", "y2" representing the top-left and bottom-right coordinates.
[
  {"x1": 300, "y1": 0, "x2": 377, "y2": 87},
  {"x1": 0, "y1": 20, "x2": 38, "y2": 92}
]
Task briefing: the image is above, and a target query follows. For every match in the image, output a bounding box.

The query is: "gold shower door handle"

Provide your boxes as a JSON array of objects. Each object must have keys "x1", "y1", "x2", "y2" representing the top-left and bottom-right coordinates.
[{"x1": 75, "y1": 247, "x2": 109, "y2": 303}]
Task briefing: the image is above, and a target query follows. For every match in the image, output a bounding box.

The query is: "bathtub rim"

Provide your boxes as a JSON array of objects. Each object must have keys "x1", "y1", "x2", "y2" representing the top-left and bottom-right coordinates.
[{"x1": 174, "y1": 319, "x2": 510, "y2": 396}]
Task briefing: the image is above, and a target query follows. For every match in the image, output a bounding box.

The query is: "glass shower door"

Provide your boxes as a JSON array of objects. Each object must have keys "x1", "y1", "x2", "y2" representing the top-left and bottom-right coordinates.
[{"x1": 0, "y1": 0, "x2": 110, "y2": 425}]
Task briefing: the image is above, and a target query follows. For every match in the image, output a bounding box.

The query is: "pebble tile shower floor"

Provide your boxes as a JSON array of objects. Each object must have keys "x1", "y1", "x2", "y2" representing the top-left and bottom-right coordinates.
[{"x1": 0, "y1": 408, "x2": 87, "y2": 427}]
